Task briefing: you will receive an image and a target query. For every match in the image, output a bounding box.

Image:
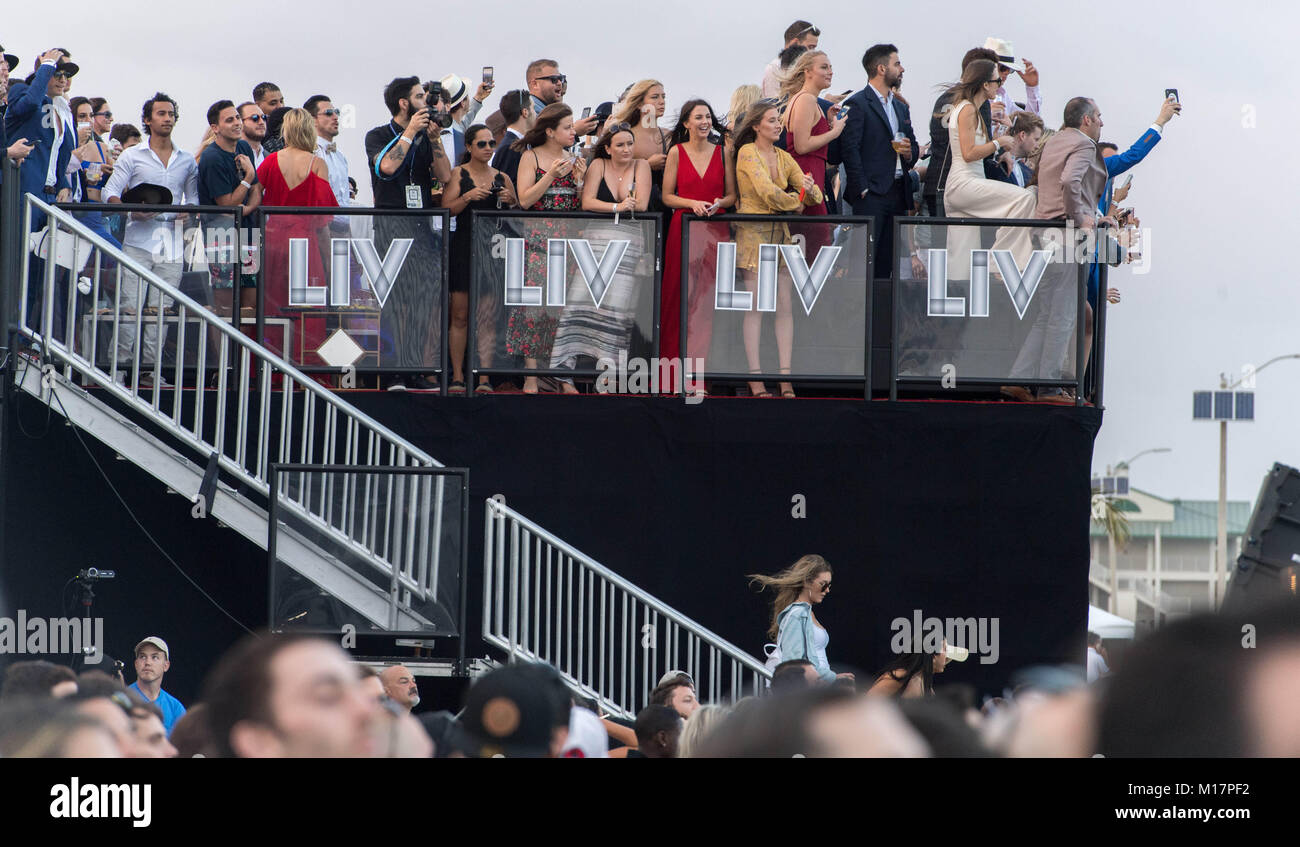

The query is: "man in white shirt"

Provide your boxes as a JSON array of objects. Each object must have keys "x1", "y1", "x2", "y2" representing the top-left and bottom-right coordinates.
[
  {"x1": 1086, "y1": 632, "x2": 1110, "y2": 682},
  {"x1": 305, "y1": 94, "x2": 350, "y2": 226},
  {"x1": 761, "y1": 20, "x2": 821, "y2": 98},
  {"x1": 102, "y1": 92, "x2": 199, "y2": 378}
]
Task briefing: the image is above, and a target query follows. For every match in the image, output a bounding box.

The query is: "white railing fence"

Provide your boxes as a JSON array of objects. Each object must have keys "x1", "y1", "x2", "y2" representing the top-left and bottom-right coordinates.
[{"x1": 483, "y1": 498, "x2": 770, "y2": 719}]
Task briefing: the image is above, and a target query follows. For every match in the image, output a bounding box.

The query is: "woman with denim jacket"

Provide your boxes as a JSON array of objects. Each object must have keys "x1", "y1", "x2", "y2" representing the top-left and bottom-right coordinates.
[{"x1": 748, "y1": 555, "x2": 853, "y2": 684}]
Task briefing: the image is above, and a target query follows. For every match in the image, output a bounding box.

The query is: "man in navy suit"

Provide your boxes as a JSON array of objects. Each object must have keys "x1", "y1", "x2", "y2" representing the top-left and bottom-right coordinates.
[
  {"x1": 4, "y1": 48, "x2": 78, "y2": 228},
  {"x1": 841, "y1": 44, "x2": 919, "y2": 276}
]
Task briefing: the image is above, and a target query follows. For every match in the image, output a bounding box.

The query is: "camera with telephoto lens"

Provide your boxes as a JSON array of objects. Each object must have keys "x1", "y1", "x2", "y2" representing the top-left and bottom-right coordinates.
[{"x1": 423, "y1": 80, "x2": 453, "y2": 129}]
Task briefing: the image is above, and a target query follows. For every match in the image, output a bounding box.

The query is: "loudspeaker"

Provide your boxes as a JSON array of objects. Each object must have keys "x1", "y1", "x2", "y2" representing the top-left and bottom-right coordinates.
[
  {"x1": 1239, "y1": 463, "x2": 1300, "y2": 570},
  {"x1": 1224, "y1": 463, "x2": 1300, "y2": 609}
]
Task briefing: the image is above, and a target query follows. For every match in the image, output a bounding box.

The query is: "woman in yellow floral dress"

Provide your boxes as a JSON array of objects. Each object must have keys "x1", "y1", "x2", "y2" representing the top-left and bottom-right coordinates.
[{"x1": 731, "y1": 101, "x2": 823, "y2": 397}]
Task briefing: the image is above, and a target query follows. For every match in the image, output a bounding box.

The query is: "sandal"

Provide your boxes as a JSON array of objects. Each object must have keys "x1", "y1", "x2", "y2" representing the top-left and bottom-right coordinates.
[
  {"x1": 747, "y1": 370, "x2": 770, "y2": 397},
  {"x1": 778, "y1": 368, "x2": 795, "y2": 399},
  {"x1": 474, "y1": 382, "x2": 494, "y2": 394},
  {"x1": 448, "y1": 380, "x2": 467, "y2": 395}
]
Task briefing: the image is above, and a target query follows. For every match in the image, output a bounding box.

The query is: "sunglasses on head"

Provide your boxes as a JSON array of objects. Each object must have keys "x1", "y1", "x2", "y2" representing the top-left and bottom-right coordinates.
[
  {"x1": 796, "y1": 24, "x2": 820, "y2": 37},
  {"x1": 474, "y1": 138, "x2": 496, "y2": 149}
]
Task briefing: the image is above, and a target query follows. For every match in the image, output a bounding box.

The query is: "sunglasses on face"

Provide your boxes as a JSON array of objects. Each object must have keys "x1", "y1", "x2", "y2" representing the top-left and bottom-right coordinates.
[
  {"x1": 816, "y1": 581, "x2": 832, "y2": 591},
  {"x1": 537, "y1": 74, "x2": 567, "y2": 84},
  {"x1": 94, "y1": 111, "x2": 112, "y2": 118},
  {"x1": 244, "y1": 114, "x2": 266, "y2": 122},
  {"x1": 474, "y1": 138, "x2": 495, "y2": 149},
  {"x1": 320, "y1": 108, "x2": 340, "y2": 117},
  {"x1": 52, "y1": 71, "x2": 72, "y2": 79}
]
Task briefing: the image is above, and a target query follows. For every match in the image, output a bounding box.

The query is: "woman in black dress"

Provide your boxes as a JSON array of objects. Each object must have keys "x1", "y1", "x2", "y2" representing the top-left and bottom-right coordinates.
[{"x1": 442, "y1": 124, "x2": 517, "y2": 393}]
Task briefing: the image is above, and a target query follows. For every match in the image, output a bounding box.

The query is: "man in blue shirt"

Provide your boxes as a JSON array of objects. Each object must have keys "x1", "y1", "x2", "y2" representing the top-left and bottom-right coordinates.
[{"x1": 128, "y1": 636, "x2": 187, "y2": 735}]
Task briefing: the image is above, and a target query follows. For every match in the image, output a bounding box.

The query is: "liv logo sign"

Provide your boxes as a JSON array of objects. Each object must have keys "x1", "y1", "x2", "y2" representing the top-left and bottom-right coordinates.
[
  {"x1": 287, "y1": 237, "x2": 413, "y2": 308},
  {"x1": 501, "y1": 237, "x2": 631, "y2": 308},
  {"x1": 714, "y1": 243, "x2": 842, "y2": 316},
  {"x1": 924, "y1": 248, "x2": 1053, "y2": 319}
]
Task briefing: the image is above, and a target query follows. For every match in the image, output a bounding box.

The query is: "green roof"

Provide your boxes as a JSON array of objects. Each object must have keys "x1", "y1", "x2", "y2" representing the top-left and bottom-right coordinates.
[{"x1": 1090, "y1": 489, "x2": 1252, "y2": 539}]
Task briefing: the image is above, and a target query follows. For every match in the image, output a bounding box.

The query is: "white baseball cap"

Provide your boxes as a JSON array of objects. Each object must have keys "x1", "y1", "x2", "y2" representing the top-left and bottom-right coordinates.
[
  {"x1": 134, "y1": 637, "x2": 170, "y2": 660},
  {"x1": 561, "y1": 707, "x2": 610, "y2": 758}
]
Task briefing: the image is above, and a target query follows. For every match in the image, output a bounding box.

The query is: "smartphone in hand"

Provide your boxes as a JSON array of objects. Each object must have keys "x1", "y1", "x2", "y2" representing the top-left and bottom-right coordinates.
[
  {"x1": 1165, "y1": 88, "x2": 1179, "y2": 104},
  {"x1": 483, "y1": 66, "x2": 494, "y2": 84}
]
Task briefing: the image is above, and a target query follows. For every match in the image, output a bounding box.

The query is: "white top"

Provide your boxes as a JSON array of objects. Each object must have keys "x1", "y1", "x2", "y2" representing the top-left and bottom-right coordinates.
[
  {"x1": 1086, "y1": 646, "x2": 1110, "y2": 682},
  {"x1": 812, "y1": 624, "x2": 830, "y2": 673},
  {"x1": 48, "y1": 96, "x2": 72, "y2": 190},
  {"x1": 761, "y1": 57, "x2": 782, "y2": 99},
  {"x1": 315, "y1": 135, "x2": 351, "y2": 226},
  {"x1": 102, "y1": 141, "x2": 200, "y2": 260}
]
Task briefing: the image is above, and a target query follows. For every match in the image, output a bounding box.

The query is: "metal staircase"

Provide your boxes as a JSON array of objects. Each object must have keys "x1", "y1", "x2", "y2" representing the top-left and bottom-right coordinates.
[
  {"x1": 483, "y1": 498, "x2": 772, "y2": 719},
  {"x1": 10, "y1": 195, "x2": 453, "y2": 632},
  {"x1": 7, "y1": 191, "x2": 770, "y2": 712}
]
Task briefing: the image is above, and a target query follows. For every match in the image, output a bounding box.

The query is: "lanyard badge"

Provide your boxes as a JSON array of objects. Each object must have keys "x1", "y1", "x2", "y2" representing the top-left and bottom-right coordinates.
[{"x1": 405, "y1": 184, "x2": 423, "y2": 209}]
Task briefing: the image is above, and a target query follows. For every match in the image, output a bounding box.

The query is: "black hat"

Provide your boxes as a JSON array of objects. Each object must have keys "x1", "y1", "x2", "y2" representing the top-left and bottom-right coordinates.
[
  {"x1": 121, "y1": 183, "x2": 173, "y2": 205},
  {"x1": 0, "y1": 46, "x2": 18, "y2": 74},
  {"x1": 594, "y1": 101, "x2": 615, "y2": 119},
  {"x1": 461, "y1": 664, "x2": 562, "y2": 758}
]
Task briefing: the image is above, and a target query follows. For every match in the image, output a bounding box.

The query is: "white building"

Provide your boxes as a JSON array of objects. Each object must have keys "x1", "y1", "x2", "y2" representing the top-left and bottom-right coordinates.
[{"x1": 1089, "y1": 486, "x2": 1251, "y2": 632}]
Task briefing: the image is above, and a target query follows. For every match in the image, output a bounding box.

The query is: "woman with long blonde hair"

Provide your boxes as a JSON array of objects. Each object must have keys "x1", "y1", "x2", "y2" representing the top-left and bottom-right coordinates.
[
  {"x1": 610, "y1": 79, "x2": 671, "y2": 197},
  {"x1": 747, "y1": 555, "x2": 852, "y2": 683},
  {"x1": 776, "y1": 50, "x2": 846, "y2": 218},
  {"x1": 724, "y1": 85, "x2": 762, "y2": 154}
]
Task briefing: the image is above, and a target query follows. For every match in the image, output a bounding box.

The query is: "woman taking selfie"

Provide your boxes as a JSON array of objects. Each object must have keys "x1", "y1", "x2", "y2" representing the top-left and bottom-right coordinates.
[
  {"x1": 509, "y1": 104, "x2": 586, "y2": 393},
  {"x1": 548, "y1": 122, "x2": 652, "y2": 391},
  {"x1": 660, "y1": 100, "x2": 735, "y2": 389},
  {"x1": 732, "y1": 100, "x2": 822, "y2": 398},
  {"x1": 442, "y1": 123, "x2": 517, "y2": 394},
  {"x1": 747, "y1": 555, "x2": 853, "y2": 684}
]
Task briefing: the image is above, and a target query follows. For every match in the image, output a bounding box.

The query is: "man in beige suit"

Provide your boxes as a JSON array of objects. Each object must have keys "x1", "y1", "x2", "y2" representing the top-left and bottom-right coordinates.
[{"x1": 1008, "y1": 97, "x2": 1113, "y2": 403}]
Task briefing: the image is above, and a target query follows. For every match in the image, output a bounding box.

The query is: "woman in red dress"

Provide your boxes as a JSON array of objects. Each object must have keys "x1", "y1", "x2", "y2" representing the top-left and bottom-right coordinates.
[
  {"x1": 778, "y1": 50, "x2": 846, "y2": 217},
  {"x1": 660, "y1": 100, "x2": 735, "y2": 393},
  {"x1": 256, "y1": 108, "x2": 338, "y2": 365}
]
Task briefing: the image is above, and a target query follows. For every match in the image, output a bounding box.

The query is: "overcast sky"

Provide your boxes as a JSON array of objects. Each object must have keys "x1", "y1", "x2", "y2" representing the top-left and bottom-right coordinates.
[{"x1": 6, "y1": 1, "x2": 1294, "y2": 502}]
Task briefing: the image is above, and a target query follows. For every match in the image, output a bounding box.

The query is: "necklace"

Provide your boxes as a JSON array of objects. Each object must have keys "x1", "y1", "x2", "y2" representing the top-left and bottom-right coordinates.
[{"x1": 605, "y1": 160, "x2": 632, "y2": 196}]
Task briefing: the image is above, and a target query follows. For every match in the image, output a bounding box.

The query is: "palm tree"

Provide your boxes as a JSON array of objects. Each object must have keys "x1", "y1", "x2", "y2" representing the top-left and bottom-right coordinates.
[
  {"x1": 1090, "y1": 494, "x2": 1131, "y2": 548},
  {"x1": 1092, "y1": 494, "x2": 1132, "y2": 614}
]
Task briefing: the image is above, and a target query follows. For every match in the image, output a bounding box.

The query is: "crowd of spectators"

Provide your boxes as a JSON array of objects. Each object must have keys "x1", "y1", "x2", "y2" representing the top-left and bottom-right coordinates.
[
  {"x1": 1, "y1": 24, "x2": 1178, "y2": 401},
  {"x1": 2, "y1": 593, "x2": 1295, "y2": 757}
]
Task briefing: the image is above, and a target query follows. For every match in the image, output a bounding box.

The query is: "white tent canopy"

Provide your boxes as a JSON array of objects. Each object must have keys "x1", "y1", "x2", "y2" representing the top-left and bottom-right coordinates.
[{"x1": 1088, "y1": 605, "x2": 1135, "y2": 639}]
